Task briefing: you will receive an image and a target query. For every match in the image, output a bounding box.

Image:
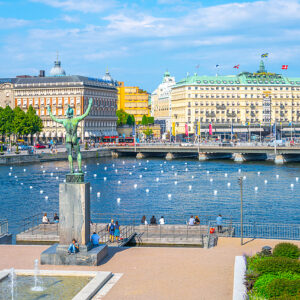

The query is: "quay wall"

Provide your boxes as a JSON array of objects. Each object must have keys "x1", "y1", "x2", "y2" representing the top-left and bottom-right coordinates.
[{"x1": 0, "y1": 149, "x2": 112, "y2": 165}]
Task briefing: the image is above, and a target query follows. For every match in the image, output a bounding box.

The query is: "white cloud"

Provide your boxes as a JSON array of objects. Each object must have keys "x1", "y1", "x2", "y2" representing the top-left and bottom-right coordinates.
[
  {"x1": 31, "y1": 0, "x2": 116, "y2": 13},
  {"x1": 61, "y1": 15, "x2": 79, "y2": 23},
  {"x1": 0, "y1": 17, "x2": 29, "y2": 29}
]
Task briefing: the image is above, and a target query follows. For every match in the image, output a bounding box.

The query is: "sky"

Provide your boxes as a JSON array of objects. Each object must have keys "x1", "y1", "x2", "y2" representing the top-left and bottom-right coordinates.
[{"x1": 0, "y1": 0, "x2": 300, "y2": 92}]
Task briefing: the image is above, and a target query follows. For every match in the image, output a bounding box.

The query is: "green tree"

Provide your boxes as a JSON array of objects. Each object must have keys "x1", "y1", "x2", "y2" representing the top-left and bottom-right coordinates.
[
  {"x1": 141, "y1": 115, "x2": 148, "y2": 125},
  {"x1": 1, "y1": 106, "x2": 14, "y2": 143},
  {"x1": 143, "y1": 128, "x2": 153, "y2": 137},
  {"x1": 116, "y1": 109, "x2": 129, "y2": 126},
  {"x1": 147, "y1": 116, "x2": 154, "y2": 124},
  {"x1": 13, "y1": 107, "x2": 26, "y2": 139},
  {"x1": 25, "y1": 105, "x2": 43, "y2": 145},
  {"x1": 126, "y1": 115, "x2": 134, "y2": 125}
]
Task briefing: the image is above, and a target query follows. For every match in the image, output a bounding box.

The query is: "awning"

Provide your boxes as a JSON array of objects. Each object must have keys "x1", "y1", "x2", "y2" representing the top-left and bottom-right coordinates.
[
  {"x1": 45, "y1": 132, "x2": 50, "y2": 137},
  {"x1": 85, "y1": 131, "x2": 89, "y2": 138},
  {"x1": 58, "y1": 131, "x2": 63, "y2": 138},
  {"x1": 51, "y1": 131, "x2": 56, "y2": 138}
]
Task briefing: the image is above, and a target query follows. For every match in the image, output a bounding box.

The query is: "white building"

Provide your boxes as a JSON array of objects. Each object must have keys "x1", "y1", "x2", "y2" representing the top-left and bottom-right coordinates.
[{"x1": 151, "y1": 71, "x2": 176, "y2": 132}]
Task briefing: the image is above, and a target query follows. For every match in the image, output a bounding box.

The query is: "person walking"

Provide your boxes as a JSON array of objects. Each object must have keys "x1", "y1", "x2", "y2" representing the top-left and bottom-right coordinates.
[
  {"x1": 114, "y1": 221, "x2": 121, "y2": 241},
  {"x1": 216, "y1": 214, "x2": 223, "y2": 233},
  {"x1": 108, "y1": 219, "x2": 115, "y2": 242}
]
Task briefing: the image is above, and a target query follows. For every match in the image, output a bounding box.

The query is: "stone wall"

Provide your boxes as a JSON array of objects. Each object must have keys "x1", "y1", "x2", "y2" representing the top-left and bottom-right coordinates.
[{"x1": 0, "y1": 149, "x2": 111, "y2": 165}]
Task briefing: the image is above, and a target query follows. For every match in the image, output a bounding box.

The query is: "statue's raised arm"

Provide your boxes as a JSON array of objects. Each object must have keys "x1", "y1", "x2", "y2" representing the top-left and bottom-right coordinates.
[
  {"x1": 47, "y1": 106, "x2": 64, "y2": 124},
  {"x1": 76, "y1": 98, "x2": 93, "y2": 122}
]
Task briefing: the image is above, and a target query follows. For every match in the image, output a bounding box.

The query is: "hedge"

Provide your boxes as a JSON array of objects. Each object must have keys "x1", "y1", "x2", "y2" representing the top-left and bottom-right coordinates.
[{"x1": 273, "y1": 242, "x2": 300, "y2": 259}]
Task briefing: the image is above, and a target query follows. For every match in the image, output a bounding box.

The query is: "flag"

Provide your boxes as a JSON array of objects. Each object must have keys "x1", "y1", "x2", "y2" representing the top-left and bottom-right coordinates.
[
  {"x1": 185, "y1": 124, "x2": 188, "y2": 136},
  {"x1": 233, "y1": 64, "x2": 239, "y2": 69},
  {"x1": 216, "y1": 64, "x2": 220, "y2": 68},
  {"x1": 195, "y1": 123, "x2": 198, "y2": 136},
  {"x1": 172, "y1": 122, "x2": 175, "y2": 137},
  {"x1": 198, "y1": 121, "x2": 201, "y2": 136},
  {"x1": 282, "y1": 65, "x2": 288, "y2": 70},
  {"x1": 261, "y1": 53, "x2": 269, "y2": 58},
  {"x1": 231, "y1": 123, "x2": 234, "y2": 135},
  {"x1": 209, "y1": 123, "x2": 212, "y2": 135}
]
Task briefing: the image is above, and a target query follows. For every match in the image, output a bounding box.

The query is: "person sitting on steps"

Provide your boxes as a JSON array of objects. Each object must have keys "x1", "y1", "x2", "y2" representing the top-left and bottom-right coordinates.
[{"x1": 68, "y1": 239, "x2": 79, "y2": 254}]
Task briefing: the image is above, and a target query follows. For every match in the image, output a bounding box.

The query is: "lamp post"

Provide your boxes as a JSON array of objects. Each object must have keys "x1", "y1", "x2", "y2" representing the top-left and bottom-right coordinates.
[{"x1": 238, "y1": 176, "x2": 243, "y2": 246}]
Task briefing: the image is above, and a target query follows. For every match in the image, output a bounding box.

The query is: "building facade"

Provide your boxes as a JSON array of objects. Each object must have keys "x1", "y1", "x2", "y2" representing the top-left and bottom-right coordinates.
[
  {"x1": 151, "y1": 71, "x2": 176, "y2": 132},
  {"x1": 171, "y1": 61, "x2": 300, "y2": 136},
  {"x1": 0, "y1": 60, "x2": 118, "y2": 141},
  {"x1": 0, "y1": 80, "x2": 14, "y2": 108},
  {"x1": 117, "y1": 82, "x2": 149, "y2": 122}
]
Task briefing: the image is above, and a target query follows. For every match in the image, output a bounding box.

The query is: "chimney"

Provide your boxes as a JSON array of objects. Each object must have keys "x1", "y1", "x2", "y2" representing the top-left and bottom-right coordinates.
[{"x1": 39, "y1": 70, "x2": 45, "y2": 77}]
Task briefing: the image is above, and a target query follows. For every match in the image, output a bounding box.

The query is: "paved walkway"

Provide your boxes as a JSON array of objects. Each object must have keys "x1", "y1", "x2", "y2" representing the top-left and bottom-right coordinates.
[{"x1": 1, "y1": 238, "x2": 300, "y2": 300}]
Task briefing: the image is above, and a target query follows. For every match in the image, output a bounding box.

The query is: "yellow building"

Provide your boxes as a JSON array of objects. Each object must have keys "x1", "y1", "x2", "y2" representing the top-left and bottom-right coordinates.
[
  {"x1": 117, "y1": 82, "x2": 150, "y2": 122},
  {"x1": 171, "y1": 61, "x2": 300, "y2": 136}
]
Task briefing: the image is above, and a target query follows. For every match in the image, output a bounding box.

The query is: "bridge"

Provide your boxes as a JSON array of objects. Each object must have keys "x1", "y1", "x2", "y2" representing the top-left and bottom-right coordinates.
[{"x1": 110, "y1": 144, "x2": 300, "y2": 163}]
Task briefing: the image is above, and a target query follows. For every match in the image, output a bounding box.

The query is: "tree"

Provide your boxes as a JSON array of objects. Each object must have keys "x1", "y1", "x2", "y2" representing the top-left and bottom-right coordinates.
[
  {"x1": 126, "y1": 115, "x2": 134, "y2": 125},
  {"x1": 1, "y1": 106, "x2": 14, "y2": 142},
  {"x1": 25, "y1": 105, "x2": 43, "y2": 145},
  {"x1": 147, "y1": 116, "x2": 154, "y2": 124},
  {"x1": 142, "y1": 115, "x2": 148, "y2": 125},
  {"x1": 116, "y1": 109, "x2": 128, "y2": 126},
  {"x1": 13, "y1": 107, "x2": 26, "y2": 139},
  {"x1": 143, "y1": 128, "x2": 153, "y2": 137}
]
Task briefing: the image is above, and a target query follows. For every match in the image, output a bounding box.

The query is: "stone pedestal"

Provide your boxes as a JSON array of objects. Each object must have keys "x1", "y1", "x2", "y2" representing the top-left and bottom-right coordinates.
[
  {"x1": 59, "y1": 182, "x2": 90, "y2": 246},
  {"x1": 41, "y1": 176, "x2": 108, "y2": 266}
]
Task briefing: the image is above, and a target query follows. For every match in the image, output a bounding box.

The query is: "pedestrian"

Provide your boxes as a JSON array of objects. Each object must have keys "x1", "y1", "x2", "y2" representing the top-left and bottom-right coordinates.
[
  {"x1": 108, "y1": 219, "x2": 115, "y2": 242},
  {"x1": 91, "y1": 231, "x2": 100, "y2": 247},
  {"x1": 53, "y1": 213, "x2": 59, "y2": 223},
  {"x1": 42, "y1": 213, "x2": 49, "y2": 224},
  {"x1": 141, "y1": 215, "x2": 148, "y2": 225},
  {"x1": 159, "y1": 216, "x2": 165, "y2": 225},
  {"x1": 216, "y1": 214, "x2": 223, "y2": 233},
  {"x1": 188, "y1": 215, "x2": 195, "y2": 226},
  {"x1": 150, "y1": 215, "x2": 157, "y2": 225},
  {"x1": 68, "y1": 239, "x2": 79, "y2": 254},
  {"x1": 114, "y1": 221, "x2": 121, "y2": 241}
]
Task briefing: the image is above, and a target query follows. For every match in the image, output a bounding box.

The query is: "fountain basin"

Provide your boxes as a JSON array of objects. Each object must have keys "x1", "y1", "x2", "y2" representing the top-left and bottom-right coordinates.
[{"x1": 0, "y1": 269, "x2": 112, "y2": 300}]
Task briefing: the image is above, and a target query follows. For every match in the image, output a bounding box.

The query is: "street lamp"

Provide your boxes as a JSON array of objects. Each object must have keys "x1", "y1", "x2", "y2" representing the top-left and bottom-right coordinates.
[{"x1": 238, "y1": 176, "x2": 243, "y2": 246}]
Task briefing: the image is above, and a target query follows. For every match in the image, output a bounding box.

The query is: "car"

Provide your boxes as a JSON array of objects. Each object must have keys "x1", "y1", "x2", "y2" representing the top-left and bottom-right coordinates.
[{"x1": 34, "y1": 143, "x2": 46, "y2": 149}]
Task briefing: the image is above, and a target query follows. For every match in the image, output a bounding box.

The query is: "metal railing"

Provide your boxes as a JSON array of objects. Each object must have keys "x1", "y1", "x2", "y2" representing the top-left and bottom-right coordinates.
[
  {"x1": 0, "y1": 220, "x2": 8, "y2": 237},
  {"x1": 209, "y1": 221, "x2": 300, "y2": 240},
  {"x1": 19, "y1": 212, "x2": 59, "y2": 235}
]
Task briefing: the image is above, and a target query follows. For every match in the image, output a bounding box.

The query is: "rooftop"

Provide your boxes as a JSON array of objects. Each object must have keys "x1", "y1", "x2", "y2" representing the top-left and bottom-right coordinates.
[{"x1": 175, "y1": 61, "x2": 300, "y2": 87}]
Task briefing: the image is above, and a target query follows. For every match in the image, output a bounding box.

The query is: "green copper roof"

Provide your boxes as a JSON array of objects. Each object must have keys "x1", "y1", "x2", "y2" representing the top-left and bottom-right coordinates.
[
  {"x1": 164, "y1": 70, "x2": 171, "y2": 77},
  {"x1": 175, "y1": 62, "x2": 300, "y2": 87}
]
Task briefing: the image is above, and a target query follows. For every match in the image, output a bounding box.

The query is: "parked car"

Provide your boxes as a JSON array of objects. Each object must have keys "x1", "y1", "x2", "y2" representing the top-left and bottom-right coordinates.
[{"x1": 34, "y1": 143, "x2": 46, "y2": 149}]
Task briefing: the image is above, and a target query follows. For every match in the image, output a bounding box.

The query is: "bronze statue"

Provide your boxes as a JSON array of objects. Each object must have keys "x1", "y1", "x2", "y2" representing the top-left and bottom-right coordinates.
[{"x1": 47, "y1": 98, "x2": 93, "y2": 173}]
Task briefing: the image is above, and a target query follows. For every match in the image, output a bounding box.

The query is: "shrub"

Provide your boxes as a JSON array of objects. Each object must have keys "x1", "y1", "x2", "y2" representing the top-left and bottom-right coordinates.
[
  {"x1": 266, "y1": 278, "x2": 300, "y2": 299},
  {"x1": 252, "y1": 272, "x2": 300, "y2": 298},
  {"x1": 252, "y1": 257, "x2": 300, "y2": 275},
  {"x1": 273, "y1": 242, "x2": 300, "y2": 259}
]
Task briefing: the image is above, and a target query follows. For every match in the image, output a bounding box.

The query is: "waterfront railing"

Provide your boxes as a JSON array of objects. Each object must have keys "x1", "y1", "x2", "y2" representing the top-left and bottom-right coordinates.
[
  {"x1": 209, "y1": 221, "x2": 300, "y2": 240},
  {"x1": 0, "y1": 219, "x2": 8, "y2": 237}
]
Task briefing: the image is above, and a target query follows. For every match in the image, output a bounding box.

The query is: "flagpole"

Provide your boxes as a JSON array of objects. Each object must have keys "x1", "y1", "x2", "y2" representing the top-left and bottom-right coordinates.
[{"x1": 260, "y1": 122, "x2": 262, "y2": 143}]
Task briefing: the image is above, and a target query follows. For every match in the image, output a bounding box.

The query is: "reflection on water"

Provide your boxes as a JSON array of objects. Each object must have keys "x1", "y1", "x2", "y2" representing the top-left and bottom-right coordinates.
[{"x1": 0, "y1": 157, "x2": 300, "y2": 239}]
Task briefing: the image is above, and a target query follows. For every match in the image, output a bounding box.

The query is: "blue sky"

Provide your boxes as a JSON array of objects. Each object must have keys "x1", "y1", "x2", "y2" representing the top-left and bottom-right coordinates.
[{"x1": 0, "y1": 0, "x2": 299, "y2": 91}]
